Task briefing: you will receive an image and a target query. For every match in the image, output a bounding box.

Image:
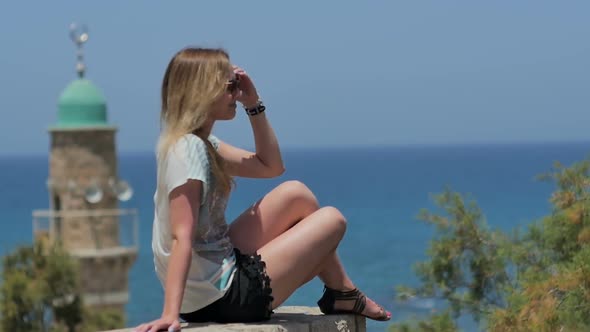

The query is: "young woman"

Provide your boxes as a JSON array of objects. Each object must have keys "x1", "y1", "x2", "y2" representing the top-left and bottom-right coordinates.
[{"x1": 135, "y1": 47, "x2": 391, "y2": 332}]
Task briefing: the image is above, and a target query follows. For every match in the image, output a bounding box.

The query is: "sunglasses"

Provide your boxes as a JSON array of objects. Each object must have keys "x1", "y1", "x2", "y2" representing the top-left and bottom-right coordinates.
[{"x1": 226, "y1": 77, "x2": 240, "y2": 94}]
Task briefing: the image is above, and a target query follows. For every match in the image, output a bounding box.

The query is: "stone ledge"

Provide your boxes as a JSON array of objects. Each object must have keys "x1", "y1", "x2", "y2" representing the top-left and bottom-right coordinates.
[{"x1": 106, "y1": 306, "x2": 366, "y2": 332}]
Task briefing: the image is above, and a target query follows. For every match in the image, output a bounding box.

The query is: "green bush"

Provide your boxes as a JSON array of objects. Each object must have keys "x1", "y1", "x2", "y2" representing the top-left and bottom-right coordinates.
[
  {"x1": 391, "y1": 160, "x2": 590, "y2": 332},
  {"x1": 0, "y1": 241, "x2": 124, "y2": 331}
]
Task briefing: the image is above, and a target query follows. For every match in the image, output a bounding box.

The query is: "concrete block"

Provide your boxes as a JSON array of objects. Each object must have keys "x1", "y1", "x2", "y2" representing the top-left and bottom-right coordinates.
[{"x1": 102, "y1": 306, "x2": 365, "y2": 332}]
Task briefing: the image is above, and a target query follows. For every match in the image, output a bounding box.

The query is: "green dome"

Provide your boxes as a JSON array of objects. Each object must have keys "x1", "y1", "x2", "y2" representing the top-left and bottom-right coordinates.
[{"x1": 57, "y1": 79, "x2": 108, "y2": 127}]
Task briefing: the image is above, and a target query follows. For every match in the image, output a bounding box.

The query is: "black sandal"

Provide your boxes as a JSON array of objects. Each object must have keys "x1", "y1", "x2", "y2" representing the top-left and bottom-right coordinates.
[{"x1": 317, "y1": 286, "x2": 391, "y2": 321}]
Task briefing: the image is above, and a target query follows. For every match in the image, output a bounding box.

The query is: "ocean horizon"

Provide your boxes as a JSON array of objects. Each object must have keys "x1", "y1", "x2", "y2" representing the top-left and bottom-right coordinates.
[
  {"x1": 3, "y1": 139, "x2": 590, "y2": 158},
  {"x1": 2, "y1": 141, "x2": 590, "y2": 331}
]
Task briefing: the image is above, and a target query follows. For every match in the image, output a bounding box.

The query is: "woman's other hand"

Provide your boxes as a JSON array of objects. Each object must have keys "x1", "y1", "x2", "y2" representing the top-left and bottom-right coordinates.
[
  {"x1": 134, "y1": 315, "x2": 181, "y2": 332},
  {"x1": 233, "y1": 65, "x2": 259, "y2": 109}
]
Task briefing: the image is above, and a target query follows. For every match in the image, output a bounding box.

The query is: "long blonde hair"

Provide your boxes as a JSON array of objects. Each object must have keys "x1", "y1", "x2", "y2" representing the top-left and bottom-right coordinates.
[{"x1": 158, "y1": 47, "x2": 233, "y2": 199}]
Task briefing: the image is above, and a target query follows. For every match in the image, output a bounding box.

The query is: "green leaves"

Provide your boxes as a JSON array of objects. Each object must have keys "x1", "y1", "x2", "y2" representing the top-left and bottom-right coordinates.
[
  {"x1": 411, "y1": 189, "x2": 509, "y2": 321},
  {"x1": 0, "y1": 241, "x2": 123, "y2": 331},
  {"x1": 394, "y1": 159, "x2": 590, "y2": 331},
  {"x1": 0, "y1": 242, "x2": 76, "y2": 332}
]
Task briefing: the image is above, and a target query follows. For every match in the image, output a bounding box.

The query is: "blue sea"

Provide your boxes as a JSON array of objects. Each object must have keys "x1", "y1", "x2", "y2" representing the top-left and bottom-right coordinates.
[{"x1": 2, "y1": 142, "x2": 590, "y2": 331}]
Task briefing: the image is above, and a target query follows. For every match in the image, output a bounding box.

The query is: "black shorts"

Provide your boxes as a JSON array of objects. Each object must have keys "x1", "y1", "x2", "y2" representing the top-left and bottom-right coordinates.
[{"x1": 179, "y1": 248, "x2": 274, "y2": 323}]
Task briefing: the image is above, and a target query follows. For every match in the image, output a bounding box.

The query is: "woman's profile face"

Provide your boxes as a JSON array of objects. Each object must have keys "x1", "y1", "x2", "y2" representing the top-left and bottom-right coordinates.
[{"x1": 210, "y1": 71, "x2": 238, "y2": 121}]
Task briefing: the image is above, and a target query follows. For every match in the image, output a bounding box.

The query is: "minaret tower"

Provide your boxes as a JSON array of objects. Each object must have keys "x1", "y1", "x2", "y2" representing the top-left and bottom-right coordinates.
[{"x1": 32, "y1": 24, "x2": 138, "y2": 319}]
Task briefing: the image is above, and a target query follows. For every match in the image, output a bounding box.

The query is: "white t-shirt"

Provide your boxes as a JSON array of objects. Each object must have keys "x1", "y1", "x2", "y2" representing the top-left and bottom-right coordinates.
[{"x1": 152, "y1": 134, "x2": 236, "y2": 313}]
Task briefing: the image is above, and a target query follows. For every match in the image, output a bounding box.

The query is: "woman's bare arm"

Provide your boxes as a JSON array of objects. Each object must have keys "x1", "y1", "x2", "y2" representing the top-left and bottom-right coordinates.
[
  {"x1": 217, "y1": 66, "x2": 285, "y2": 178},
  {"x1": 135, "y1": 179, "x2": 202, "y2": 332}
]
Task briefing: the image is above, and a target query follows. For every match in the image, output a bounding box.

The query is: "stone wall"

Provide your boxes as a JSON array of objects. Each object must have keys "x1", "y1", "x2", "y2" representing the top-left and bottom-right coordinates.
[
  {"x1": 104, "y1": 306, "x2": 366, "y2": 332},
  {"x1": 50, "y1": 127, "x2": 120, "y2": 250},
  {"x1": 47, "y1": 127, "x2": 136, "y2": 316}
]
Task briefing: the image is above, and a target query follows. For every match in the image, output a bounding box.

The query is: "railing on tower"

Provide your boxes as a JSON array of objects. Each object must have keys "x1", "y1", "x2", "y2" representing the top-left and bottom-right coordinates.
[{"x1": 32, "y1": 208, "x2": 139, "y2": 258}]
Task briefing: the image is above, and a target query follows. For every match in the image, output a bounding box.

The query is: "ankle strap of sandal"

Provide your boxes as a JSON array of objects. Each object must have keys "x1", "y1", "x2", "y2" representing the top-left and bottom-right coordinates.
[{"x1": 323, "y1": 286, "x2": 367, "y2": 314}]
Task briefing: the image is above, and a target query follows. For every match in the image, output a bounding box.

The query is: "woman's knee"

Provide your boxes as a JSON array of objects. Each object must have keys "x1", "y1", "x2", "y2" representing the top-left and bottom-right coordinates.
[
  {"x1": 317, "y1": 206, "x2": 347, "y2": 236},
  {"x1": 277, "y1": 180, "x2": 319, "y2": 212}
]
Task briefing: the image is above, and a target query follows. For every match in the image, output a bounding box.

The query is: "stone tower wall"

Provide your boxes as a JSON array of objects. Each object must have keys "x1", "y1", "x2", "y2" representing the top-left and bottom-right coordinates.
[
  {"x1": 48, "y1": 127, "x2": 136, "y2": 313},
  {"x1": 49, "y1": 128, "x2": 120, "y2": 250}
]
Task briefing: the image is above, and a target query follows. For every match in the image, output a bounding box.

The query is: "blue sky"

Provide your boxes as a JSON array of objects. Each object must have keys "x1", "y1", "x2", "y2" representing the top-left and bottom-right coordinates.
[{"x1": 1, "y1": 1, "x2": 589, "y2": 155}]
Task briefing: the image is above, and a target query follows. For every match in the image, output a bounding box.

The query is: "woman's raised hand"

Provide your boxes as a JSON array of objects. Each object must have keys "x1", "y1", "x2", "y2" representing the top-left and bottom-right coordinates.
[{"x1": 233, "y1": 65, "x2": 259, "y2": 109}]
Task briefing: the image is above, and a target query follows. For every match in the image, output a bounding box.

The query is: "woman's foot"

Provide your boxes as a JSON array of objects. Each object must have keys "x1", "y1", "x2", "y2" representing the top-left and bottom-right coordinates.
[{"x1": 317, "y1": 286, "x2": 391, "y2": 321}]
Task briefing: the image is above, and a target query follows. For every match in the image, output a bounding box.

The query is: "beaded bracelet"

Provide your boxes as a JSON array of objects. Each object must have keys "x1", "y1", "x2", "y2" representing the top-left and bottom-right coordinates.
[{"x1": 244, "y1": 100, "x2": 266, "y2": 116}]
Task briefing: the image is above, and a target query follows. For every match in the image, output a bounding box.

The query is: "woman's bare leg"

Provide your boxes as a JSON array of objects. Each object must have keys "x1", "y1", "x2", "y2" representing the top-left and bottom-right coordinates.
[
  {"x1": 230, "y1": 181, "x2": 355, "y2": 291},
  {"x1": 229, "y1": 181, "x2": 391, "y2": 319},
  {"x1": 257, "y1": 206, "x2": 347, "y2": 307},
  {"x1": 303, "y1": 250, "x2": 353, "y2": 289},
  {"x1": 229, "y1": 180, "x2": 320, "y2": 254},
  {"x1": 305, "y1": 251, "x2": 389, "y2": 318}
]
